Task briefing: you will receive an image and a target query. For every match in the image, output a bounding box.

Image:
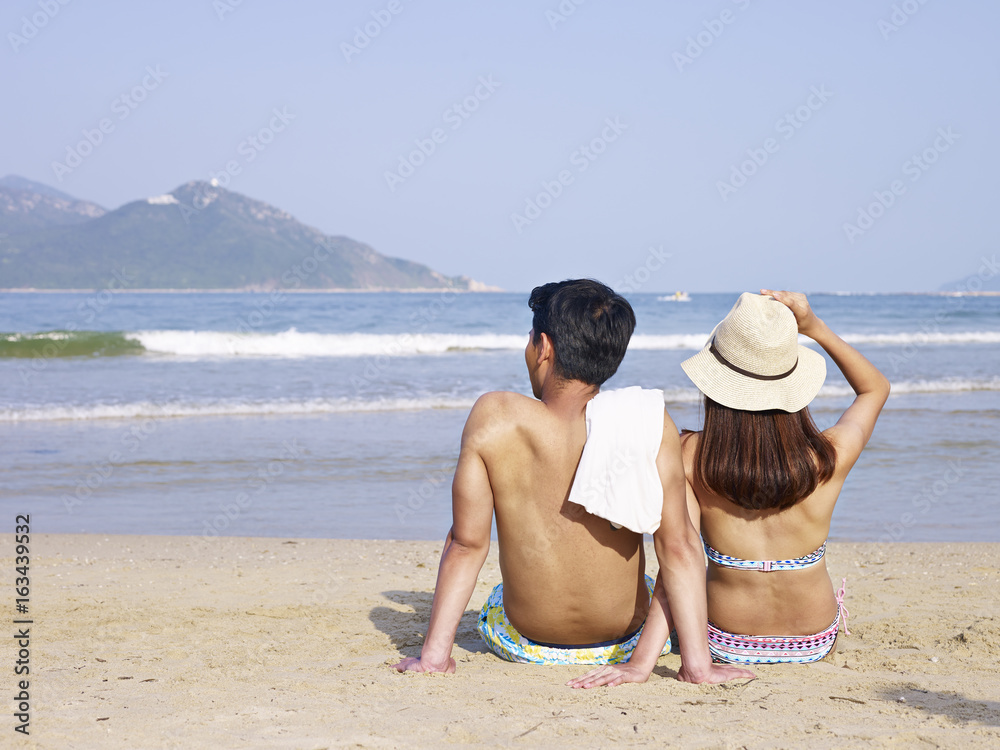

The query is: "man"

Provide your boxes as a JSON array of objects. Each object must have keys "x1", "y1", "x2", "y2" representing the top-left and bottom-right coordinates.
[{"x1": 393, "y1": 280, "x2": 752, "y2": 683}]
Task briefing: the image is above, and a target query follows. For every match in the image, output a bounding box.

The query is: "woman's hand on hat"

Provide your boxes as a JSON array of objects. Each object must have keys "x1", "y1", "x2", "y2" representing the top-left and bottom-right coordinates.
[{"x1": 760, "y1": 289, "x2": 820, "y2": 337}]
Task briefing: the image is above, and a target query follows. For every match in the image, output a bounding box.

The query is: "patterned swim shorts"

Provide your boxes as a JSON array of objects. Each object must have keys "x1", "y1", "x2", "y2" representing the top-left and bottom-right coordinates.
[{"x1": 477, "y1": 574, "x2": 670, "y2": 665}]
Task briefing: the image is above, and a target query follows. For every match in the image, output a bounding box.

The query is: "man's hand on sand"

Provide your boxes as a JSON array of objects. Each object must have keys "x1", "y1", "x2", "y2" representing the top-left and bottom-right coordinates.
[
  {"x1": 677, "y1": 663, "x2": 755, "y2": 684},
  {"x1": 566, "y1": 663, "x2": 650, "y2": 689},
  {"x1": 392, "y1": 655, "x2": 456, "y2": 674}
]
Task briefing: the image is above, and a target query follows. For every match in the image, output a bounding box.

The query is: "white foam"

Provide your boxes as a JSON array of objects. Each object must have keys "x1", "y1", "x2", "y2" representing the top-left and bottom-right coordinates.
[
  {"x1": 6, "y1": 377, "x2": 996, "y2": 422},
  {"x1": 885, "y1": 377, "x2": 1000, "y2": 395},
  {"x1": 839, "y1": 331, "x2": 1000, "y2": 346},
  {"x1": 629, "y1": 334, "x2": 712, "y2": 350},
  {"x1": 0, "y1": 396, "x2": 479, "y2": 422},
  {"x1": 659, "y1": 387, "x2": 703, "y2": 404},
  {"x1": 654, "y1": 331, "x2": 1000, "y2": 349},
  {"x1": 819, "y1": 377, "x2": 1000, "y2": 398},
  {"x1": 125, "y1": 328, "x2": 1000, "y2": 360},
  {"x1": 664, "y1": 378, "x2": 1000, "y2": 404},
  {"x1": 128, "y1": 330, "x2": 722, "y2": 358},
  {"x1": 677, "y1": 330, "x2": 1000, "y2": 348},
  {"x1": 131, "y1": 330, "x2": 528, "y2": 357}
]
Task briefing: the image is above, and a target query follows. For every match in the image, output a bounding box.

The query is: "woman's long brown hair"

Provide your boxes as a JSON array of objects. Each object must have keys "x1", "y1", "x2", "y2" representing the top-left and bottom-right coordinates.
[{"x1": 694, "y1": 397, "x2": 838, "y2": 511}]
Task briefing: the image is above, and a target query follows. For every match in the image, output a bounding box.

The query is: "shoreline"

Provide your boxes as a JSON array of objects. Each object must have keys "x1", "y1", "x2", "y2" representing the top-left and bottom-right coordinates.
[{"x1": 11, "y1": 534, "x2": 1000, "y2": 747}]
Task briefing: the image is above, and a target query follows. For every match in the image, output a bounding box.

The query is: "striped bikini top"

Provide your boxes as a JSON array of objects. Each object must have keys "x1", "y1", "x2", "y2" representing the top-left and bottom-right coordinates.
[{"x1": 703, "y1": 540, "x2": 827, "y2": 572}]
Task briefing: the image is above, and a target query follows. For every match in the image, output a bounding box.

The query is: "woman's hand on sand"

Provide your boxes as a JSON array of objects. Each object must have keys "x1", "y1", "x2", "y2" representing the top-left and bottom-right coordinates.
[
  {"x1": 566, "y1": 663, "x2": 651, "y2": 689},
  {"x1": 677, "y1": 663, "x2": 756, "y2": 684},
  {"x1": 760, "y1": 289, "x2": 821, "y2": 338},
  {"x1": 392, "y1": 655, "x2": 457, "y2": 674}
]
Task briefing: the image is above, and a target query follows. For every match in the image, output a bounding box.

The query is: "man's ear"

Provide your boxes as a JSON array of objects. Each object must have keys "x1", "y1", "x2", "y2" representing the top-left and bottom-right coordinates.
[{"x1": 536, "y1": 332, "x2": 555, "y2": 365}]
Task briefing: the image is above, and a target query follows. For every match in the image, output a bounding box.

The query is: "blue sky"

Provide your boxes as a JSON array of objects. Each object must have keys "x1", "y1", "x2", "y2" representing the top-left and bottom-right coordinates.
[{"x1": 3, "y1": 0, "x2": 998, "y2": 292}]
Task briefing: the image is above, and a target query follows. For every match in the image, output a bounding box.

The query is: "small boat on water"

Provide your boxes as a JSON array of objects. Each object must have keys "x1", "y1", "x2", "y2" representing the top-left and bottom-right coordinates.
[{"x1": 658, "y1": 291, "x2": 691, "y2": 302}]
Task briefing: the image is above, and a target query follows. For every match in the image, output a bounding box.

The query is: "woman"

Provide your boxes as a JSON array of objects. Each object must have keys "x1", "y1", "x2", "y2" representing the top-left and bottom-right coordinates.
[{"x1": 569, "y1": 289, "x2": 889, "y2": 685}]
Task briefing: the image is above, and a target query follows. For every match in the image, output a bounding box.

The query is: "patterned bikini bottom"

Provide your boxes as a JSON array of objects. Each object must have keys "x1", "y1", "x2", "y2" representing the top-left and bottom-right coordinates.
[{"x1": 707, "y1": 578, "x2": 851, "y2": 665}]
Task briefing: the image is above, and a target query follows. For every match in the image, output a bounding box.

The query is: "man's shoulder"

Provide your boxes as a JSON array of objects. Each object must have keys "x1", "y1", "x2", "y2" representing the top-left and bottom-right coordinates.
[
  {"x1": 463, "y1": 391, "x2": 540, "y2": 445},
  {"x1": 469, "y1": 391, "x2": 541, "y2": 424},
  {"x1": 467, "y1": 391, "x2": 542, "y2": 428},
  {"x1": 474, "y1": 389, "x2": 533, "y2": 405}
]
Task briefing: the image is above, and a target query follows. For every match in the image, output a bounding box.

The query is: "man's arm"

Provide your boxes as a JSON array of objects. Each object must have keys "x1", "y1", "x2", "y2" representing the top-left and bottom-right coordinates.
[
  {"x1": 654, "y1": 411, "x2": 749, "y2": 682},
  {"x1": 393, "y1": 397, "x2": 496, "y2": 673},
  {"x1": 568, "y1": 410, "x2": 753, "y2": 687}
]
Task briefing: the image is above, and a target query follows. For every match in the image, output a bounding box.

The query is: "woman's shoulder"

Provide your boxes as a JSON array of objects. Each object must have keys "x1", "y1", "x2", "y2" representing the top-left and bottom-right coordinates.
[
  {"x1": 678, "y1": 430, "x2": 701, "y2": 475},
  {"x1": 679, "y1": 429, "x2": 701, "y2": 447},
  {"x1": 819, "y1": 424, "x2": 864, "y2": 480}
]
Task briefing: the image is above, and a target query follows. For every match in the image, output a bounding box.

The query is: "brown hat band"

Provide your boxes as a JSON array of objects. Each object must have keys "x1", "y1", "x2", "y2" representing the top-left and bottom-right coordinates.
[{"x1": 709, "y1": 340, "x2": 799, "y2": 382}]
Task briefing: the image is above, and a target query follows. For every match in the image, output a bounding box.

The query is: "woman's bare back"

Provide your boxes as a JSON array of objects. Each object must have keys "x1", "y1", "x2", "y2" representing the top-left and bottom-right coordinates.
[{"x1": 682, "y1": 430, "x2": 846, "y2": 636}]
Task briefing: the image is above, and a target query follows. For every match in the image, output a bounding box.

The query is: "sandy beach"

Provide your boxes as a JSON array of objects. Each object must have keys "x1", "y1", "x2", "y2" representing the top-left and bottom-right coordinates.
[{"x1": 7, "y1": 535, "x2": 1000, "y2": 748}]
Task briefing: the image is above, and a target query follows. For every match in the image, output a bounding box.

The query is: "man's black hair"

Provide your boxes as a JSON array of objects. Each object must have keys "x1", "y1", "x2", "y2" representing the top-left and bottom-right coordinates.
[{"x1": 528, "y1": 279, "x2": 636, "y2": 386}]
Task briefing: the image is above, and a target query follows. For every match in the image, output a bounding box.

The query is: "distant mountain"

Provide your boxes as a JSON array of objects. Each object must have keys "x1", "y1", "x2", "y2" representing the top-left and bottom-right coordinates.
[
  {"x1": 0, "y1": 175, "x2": 106, "y2": 237},
  {"x1": 0, "y1": 180, "x2": 493, "y2": 291},
  {"x1": 939, "y1": 256, "x2": 1000, "y2": 292},
  {"x1": 0, "y1": 175, "x2": 84, "y2": 202}
]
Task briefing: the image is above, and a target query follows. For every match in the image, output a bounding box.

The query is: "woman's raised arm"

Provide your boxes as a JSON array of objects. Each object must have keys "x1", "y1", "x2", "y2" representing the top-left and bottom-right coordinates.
[{"x1": 761, "y1": 289, "x2": 890, "y2": 472}]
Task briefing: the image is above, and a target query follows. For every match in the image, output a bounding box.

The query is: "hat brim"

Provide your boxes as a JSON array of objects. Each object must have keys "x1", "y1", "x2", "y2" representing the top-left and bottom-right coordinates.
[{"x1": 681, "y1": 342, "x2": 826, "y2": 412}]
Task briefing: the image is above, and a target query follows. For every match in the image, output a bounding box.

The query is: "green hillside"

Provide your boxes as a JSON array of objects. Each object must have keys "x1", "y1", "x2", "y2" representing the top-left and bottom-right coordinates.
[
  {"x1": 0, "y1": 183, "x2": 106, "y2": 237},
  {"x1": 0, "y1": 181, "x2": 484, "y2": 290}
]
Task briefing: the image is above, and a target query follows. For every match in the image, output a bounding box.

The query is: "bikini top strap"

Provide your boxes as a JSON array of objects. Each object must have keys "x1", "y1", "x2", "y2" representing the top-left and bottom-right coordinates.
[{"x1": 703, "y1": 540, "x2": 827, "y2": 572}]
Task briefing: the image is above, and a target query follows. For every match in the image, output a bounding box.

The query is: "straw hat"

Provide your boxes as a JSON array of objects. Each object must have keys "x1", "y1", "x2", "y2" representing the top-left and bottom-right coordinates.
[{"x1": 680, "y1": 293, "x2": 826, "y2": 412}]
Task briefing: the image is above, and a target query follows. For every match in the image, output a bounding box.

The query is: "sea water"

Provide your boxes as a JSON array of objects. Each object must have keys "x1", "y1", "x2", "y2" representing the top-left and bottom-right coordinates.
[{"x1": 1, "y1": 291, "x2": 998, "y2": 542}]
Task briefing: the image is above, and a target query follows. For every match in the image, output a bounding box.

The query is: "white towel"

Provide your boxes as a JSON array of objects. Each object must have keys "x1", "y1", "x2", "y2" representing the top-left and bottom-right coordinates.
[{"x1": 566, "y1": 386, "x2": 666, "y2": 534}]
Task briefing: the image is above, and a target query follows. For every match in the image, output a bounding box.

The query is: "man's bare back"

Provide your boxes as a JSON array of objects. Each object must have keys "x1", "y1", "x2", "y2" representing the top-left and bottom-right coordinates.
[{"x1": 468, "y1": 390, "x2": 649, "y2": 645}]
